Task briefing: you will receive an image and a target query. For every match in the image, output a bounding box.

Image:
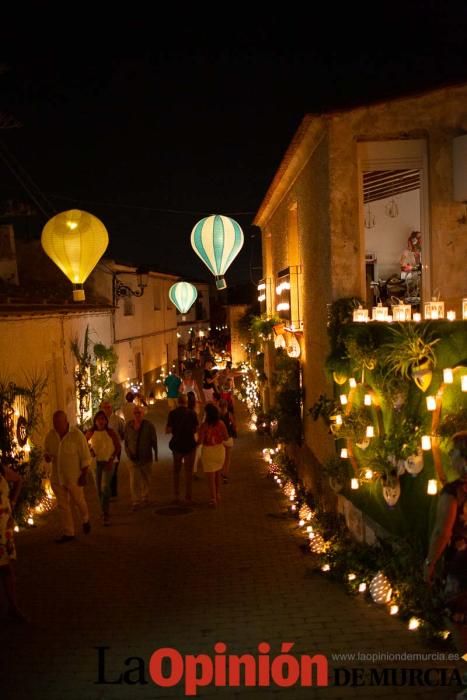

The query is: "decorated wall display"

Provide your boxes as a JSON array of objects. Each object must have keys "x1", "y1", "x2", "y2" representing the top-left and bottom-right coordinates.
[
  {"x1": 323, "y1": 313, "x2": 465, "y2": 540},
  {"x1": 0, "y1": 376, "x2": 51, "y2": 525},
  {"x1": 16, "y1": 415, "x2": 28, "y2": 447}
]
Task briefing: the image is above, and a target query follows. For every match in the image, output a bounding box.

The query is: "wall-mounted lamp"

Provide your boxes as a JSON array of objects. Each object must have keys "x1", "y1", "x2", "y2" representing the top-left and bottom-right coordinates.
[{"x1": 114, "y1": 267, "x2": 149, "y2": 298}]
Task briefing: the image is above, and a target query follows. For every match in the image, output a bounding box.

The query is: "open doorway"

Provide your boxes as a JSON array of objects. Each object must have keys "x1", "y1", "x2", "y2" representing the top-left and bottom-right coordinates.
[
  {"x1": 364, "y1": 169, "x2": 421, "y2": 309},
  {"x1": 358, "y1": 140, "x2": 430, "y2": 312}
]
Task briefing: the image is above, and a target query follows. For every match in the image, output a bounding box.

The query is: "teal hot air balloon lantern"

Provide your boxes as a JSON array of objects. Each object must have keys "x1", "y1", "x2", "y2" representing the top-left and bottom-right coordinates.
[
  {"x1": 190, "y1": 215, "x2": 244, "y2": 290},
  {"x1": 168, "y1": 281, "x2": 198, "y2": 321}
]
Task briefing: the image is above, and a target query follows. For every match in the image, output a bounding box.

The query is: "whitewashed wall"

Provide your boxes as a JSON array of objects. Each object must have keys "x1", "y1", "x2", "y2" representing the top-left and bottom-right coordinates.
[
  {"x1": 365, "y1": 189, "x2": 421, "y2": 280},
  {"x1": 0, "y1": 310, "x2": 113, "y2": 445}
]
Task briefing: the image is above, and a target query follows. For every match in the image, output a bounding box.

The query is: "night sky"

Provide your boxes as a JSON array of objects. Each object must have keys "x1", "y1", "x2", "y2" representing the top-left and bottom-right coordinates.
[{"x1": 1, "y1": 4, "x2": 467, "y2": 288}]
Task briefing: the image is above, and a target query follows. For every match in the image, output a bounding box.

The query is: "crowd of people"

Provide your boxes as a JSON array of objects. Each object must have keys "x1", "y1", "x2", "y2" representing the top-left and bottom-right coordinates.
[
  {"x1": 1, "y1": 359, "x2": 466, "y2": 674},
  {"x1": 41, "y1": 359, "x2": 239, "y2": 533}
]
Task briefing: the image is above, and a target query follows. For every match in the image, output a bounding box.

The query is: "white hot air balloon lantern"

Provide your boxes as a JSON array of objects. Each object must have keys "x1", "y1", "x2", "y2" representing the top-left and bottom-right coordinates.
[
  {"x1": 168, "y1": 282, "x2": 198, "y2": 321},
  {"x1": 190, "y1": 215, "x2": 244, "y2": 290},
  {"x1": 41, "y1": 209, "x2": 109, "y2": 301}
]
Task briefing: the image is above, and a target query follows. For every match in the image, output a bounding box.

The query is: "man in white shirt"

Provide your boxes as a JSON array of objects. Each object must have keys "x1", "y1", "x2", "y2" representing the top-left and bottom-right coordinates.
[{"x1": 44, "y1": 410, "x2": 92, "y2": 543}]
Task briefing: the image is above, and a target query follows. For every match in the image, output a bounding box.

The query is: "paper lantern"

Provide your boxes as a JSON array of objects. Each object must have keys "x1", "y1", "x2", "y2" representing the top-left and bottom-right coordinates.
[
  {"x1": 299, "y1": 504, "x2": 313, "y2": 522},
  {"x1": 309, "y1": 532, "x2": 326, "y2": 554},
  {"x1": 274, "y1": 334, "x2": 286, "y2": 349},
  {"x1": 443, "y1": 368, "x2": 454, "y2": 384},
  {"x1": 353, "y1": 308, "x2": 369, "y2": 323},
  {"x1": 168, "y1": 282, "x2": 198, "y2": 319},
  {"x1": 392, "y1": 304, "x2": 411, "y2": 322},
  {"x1": 191, "y1": 214, "x2": 244, "y2": 289},
  {"x1": 286, "y1": 335, "x2": 301, "y2": 358},
  {"x1": 424, "y1": 299, "x2": 445, "y2": 320},
  {"x1": 372, "y1": 303, "x2": 389, "y2": 321},
  {"x1": 369, "y1": 572, "x2": 392, "y2": 604},
  {"x1": 41, "y1": 209, "x2": 109, "y2": 301}
]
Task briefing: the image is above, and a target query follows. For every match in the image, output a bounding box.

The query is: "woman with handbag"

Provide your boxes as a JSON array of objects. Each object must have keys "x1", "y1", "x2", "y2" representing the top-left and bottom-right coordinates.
[{"x1": 85, "y1": 411, "x2": 121, "y2": 526}]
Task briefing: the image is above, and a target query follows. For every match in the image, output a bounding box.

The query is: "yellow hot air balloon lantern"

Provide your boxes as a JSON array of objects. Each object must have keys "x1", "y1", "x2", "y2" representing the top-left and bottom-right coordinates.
[{"x1": 41, "y1": 209, "x2": 109, "y2": 301}]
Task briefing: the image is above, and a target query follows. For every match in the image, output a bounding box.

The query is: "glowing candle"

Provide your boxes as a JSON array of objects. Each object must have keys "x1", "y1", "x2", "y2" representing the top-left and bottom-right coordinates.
[
  {"x1": 366, "y1": 425, "x2": 374, "y2": 438},
  {"x1": 426, "y1": 396, "x2": 436, "y2": 411},
  {"x1": 427, "y1": 479, "x2": 438, "y2": 495},
  {"x1": 340, "y1": 448, "x2": 348, "y2": 459},
  {"x1": 443, "y1": 368, "x2": 453, "y2": 384},
  {"x1": 408, "y1": 617, "x2": 421, "y2": 630},
  {"x1": 364, "y1": 394, "x2": 372, "y2": 406},
  {"x1": 351, "y1": 478, "x2": 359, "y2": 490},
  {"x1": 421, "y1": 435, "x2": 431, "y2": 451}
]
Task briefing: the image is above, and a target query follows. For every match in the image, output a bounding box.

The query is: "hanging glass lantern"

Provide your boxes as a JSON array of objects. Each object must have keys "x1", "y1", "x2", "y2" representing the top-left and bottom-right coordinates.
[
  {"x1": 190, "y1": 214, "x2": 244, "y2": 289},
  {"x1": 41, "y1": 209, "x2": 109, "y2": 301}
]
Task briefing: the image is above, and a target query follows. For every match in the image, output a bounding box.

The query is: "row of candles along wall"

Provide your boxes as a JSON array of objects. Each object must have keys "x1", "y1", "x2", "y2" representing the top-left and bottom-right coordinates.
[
  {"x1": 353, "y1": 298, "x2": 467, "y2": 322},
  {"x1": 264, "y1": 449, "x2": 449, "y2": 634}
]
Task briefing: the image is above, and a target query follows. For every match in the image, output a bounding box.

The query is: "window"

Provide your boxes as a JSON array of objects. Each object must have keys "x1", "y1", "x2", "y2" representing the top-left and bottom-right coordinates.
[
  {"x1": 275, "y1": 267, "x2": 302, "y2": 329},
  {"x1": 257, "y1": 278, "x2": 271, "y2": 315},
  {"x1": 358, "y1": 140, "x2": 429, "y2": 311}
]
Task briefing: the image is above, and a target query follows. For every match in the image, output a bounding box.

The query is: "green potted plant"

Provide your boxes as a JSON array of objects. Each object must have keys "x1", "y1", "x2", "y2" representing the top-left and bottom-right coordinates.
[
  {"x1": 323, "y1": 455, "x2": 349, "y2": 493},
  {"x1": 325, "y1": 354, "x2": 351, "y2": 385},
  {"x1": 381, "y1": 323, "x2": 440, "y2": 392},
  {"x1": 333, "y1": 406, "x2": 373, "y2": 445}
]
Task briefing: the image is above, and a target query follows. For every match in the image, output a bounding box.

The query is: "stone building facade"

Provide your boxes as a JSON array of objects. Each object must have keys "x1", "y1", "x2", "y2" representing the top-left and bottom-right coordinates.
[{"x1": 254, "y1": 83, "x2": 467, "y2": 492}]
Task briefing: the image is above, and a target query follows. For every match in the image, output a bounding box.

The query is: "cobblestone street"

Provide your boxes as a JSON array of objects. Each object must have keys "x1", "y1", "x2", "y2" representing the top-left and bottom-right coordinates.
[{"x1": 0, "y1": 400, "x2": 464, "y2": 699}]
